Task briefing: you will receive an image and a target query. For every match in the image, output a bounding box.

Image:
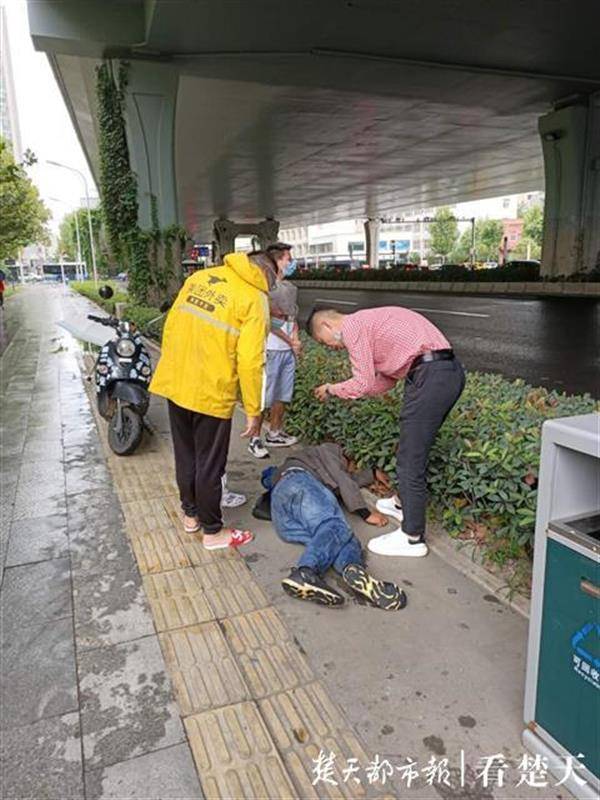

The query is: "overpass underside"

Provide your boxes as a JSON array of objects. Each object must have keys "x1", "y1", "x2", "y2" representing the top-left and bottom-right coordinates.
[{"x1": 28, "y1": 0, "x2": 600, "y2": 275}]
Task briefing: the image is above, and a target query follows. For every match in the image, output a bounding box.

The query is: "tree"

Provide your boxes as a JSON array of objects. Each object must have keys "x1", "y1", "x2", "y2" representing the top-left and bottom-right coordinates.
[
  {"x1": 521, "y1": 204, "x2": 544, "y2": 258},
  {"x1": 449, "y1": 229, "x2": 473, "y2": 263},
  {"x1": 428, "y1": 207, "x2": 458, "y2": 263},
  {"x1": 57, "y1": 207, "x2": 110, "y2": 274},
  {"x1": 0, "y1": 137, "x2": 50, "y2": 261},
  {"x1": 478, "y1": 219, "x2": 505, "y2": 261},
  {"x1": 408, "y1": 251, "x2": 421, "y2": 264}
]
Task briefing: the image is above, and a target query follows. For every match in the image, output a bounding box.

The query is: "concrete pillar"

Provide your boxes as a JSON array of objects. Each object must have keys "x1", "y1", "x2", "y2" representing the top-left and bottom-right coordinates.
[
  {"x1": 364, "y1": 218, "x2": 380, "y2": 269},
  {"x1": 212, "y1": 218, "x2": 280, "y2": 263},
  {"x1": 539, "y1": 92, "x2": 600, "y2": 277},
  {"x1": 123, "y1": 60, "x2": 179, "y2": 230},
  {"x1": 213, "y1": 218, "x2": 237, "y2": 261}
]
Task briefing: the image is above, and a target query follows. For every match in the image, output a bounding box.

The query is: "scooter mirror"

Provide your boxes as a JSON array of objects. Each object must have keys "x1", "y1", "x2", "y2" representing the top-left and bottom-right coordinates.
[{"x1": 99, "y1": 285, "x2": 114, "y2": 300}]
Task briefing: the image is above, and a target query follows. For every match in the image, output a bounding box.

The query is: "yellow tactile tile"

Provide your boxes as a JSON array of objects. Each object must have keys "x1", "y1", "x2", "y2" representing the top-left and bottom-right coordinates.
[
  {"x1": 177, "y1": 532, "x2": 239, "y2": 567},
  {"x1": 259, "y1": 681, "x2": 392, "y2": 800},
  {"x1": 159, "y1": 622, "x2": 251, "y2": 715},
  {"x1": 193, "y1": 559, "x2": 271, "y2": 618},
  {"x1": 130, "y1": 527, "x2": 191, "y2": 574},
  {"x1": 120, "y1": 498, "x2": 174, "y2": 536},
  {"x1": 143, "y1": 568, "x2": 214, "y2": 631},
  {"x1": 185, "y1": 702, "x2": 297, "y2": 800},
  {"x1": 221, "y1": 608, "x2": 314, "y2": 699}
]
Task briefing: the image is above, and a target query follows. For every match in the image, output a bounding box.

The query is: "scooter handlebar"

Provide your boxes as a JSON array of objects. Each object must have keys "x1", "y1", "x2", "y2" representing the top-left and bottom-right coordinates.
[{"x1": 87, "y1": 314, "x2": 117, "y2": 328}]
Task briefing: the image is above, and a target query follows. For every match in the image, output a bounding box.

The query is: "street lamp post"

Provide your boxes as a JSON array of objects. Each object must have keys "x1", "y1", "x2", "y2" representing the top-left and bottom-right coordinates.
[
  {"x1": 50, "y1": 197, "x2": 84, "y2": 280},
  {"x1": 47, "y1": 161, "x2": 98, "y2": 286}
]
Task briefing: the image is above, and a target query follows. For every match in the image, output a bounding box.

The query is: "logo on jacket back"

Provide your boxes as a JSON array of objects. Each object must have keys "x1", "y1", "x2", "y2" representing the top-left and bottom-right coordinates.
[{"x1": 208, "y1": 276, "x2": 227, "y2": 285}]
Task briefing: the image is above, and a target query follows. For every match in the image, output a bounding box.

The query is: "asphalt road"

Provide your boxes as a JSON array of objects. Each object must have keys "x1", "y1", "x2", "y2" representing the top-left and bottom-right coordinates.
[{"x1": 296, "y1": 288, "x2": 600, "y2": 397}]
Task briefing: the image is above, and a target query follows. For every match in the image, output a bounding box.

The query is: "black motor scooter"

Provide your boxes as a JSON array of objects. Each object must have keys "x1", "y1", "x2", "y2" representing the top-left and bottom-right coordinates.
[{"x1": 87, "y1": 287, "x2": 154, "y2": 455}]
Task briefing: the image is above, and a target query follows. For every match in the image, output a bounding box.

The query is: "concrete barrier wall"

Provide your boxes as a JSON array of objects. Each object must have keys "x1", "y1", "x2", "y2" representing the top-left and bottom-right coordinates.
[{"x1": 294, "y1": 280, "x2": 600, "y2": 298}]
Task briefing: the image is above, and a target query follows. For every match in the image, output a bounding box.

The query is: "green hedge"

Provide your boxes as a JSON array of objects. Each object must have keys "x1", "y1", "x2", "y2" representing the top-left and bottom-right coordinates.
[
  {"x1": 123, "y1": 303, "x2": 164, "y2": 340},
  {"x1": 70, "y1": 280, "x2": 128, "y2": 313},
  {"x1": 71, "y1": 282, "x2": 163, "y2": 340},
  {"x1": 286, "y1": 341, "x2": 598, "y2": 563}
]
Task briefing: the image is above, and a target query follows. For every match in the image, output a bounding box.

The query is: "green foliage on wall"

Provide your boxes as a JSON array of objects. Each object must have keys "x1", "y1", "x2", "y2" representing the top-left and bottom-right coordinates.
[
  {"x1": 96, "y1": 62, "x2": 139, "y2": 266},
  {"x1": 95, "y1": 60, "x2": 189, "y2": 304}
]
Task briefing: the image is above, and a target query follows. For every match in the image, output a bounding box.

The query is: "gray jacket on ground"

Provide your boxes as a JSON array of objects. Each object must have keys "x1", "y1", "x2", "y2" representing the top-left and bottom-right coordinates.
[{"x1": 273, "y1": 443, "x2": 374, "y2": 514}]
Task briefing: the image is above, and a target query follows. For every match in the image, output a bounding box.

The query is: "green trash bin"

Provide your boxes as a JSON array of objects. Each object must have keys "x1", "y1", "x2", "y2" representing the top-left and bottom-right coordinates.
[{"x1": 523, "y1": 415, "x2": 600, "y2": 800}]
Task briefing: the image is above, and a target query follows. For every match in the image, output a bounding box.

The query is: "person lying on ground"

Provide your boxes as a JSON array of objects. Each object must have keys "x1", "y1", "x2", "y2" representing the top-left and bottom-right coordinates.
[{"x1": 256, "y1": 443, "x2": 407, "y2": 610}]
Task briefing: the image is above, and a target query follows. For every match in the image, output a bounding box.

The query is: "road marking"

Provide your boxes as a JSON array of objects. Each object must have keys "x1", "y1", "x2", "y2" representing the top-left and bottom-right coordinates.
[
  {"x1": 411, "y1": 307, "x2": 489, "y2": 318},
  {"x1": 314, "y1": 298, "x2": 358, "y2": 306}
]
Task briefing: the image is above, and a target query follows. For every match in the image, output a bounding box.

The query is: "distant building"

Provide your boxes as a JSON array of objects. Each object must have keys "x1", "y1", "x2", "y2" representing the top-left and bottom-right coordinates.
[
  {"x1": 502, "y1": 218, "x2": 524, "y2": 250},
  {"x1": 281, "y1": 191, "x2": 545, "y2": 265},
  {"x1": 0, "y1": 4, "x2": 22, "y2": 159}
]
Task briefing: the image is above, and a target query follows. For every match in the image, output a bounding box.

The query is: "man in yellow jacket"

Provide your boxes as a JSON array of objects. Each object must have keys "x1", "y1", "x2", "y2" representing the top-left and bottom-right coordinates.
[{"x1": 150, "y1": 251, "x2": 275, "y2": 550}]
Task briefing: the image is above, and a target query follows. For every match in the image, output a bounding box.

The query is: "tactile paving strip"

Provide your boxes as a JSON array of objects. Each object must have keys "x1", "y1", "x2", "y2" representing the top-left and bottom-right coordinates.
[
  {"x1": 130, "y1": 527, "x2": 191, "y2": 574},
  {"x1": 143, "y1": 568, "x2": 214, "y2": 631},
  {"x1": 82, "y1": 376, "x2": 398, "y2": 800},
  {"x1": 194, "y1": 559, "x2": 271, "y2": 616},
  {"x1": 159, "y1": 622, "x2": 251, "y2": 715},
  {"x1": 220, "y1": 608, "x2": 315, "y2": 699},
  {"x1": 259, "y1": 681, "x2": 396, "y2": 800},
  {"x1": 185, "y1": 702, "x2": 298, "y2": 800}
]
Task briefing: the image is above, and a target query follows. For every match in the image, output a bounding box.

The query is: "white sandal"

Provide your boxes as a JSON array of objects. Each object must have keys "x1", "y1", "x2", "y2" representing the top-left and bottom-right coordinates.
[{"x1": 203, "y1": 529, "x2": 254, "y2": 551}]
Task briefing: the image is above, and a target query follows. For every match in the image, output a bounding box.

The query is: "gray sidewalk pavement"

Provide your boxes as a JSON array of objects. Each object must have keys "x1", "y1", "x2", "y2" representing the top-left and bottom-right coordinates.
[
  {"x1": 0, "y1": 286, "x2": 571, "y2": 800},
  {"x1": 1, "y1": 286, "x2": 201, "y2": 800}
]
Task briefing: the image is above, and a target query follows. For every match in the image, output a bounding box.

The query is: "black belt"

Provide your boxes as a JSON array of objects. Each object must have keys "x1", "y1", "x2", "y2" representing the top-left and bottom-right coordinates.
[{"x1": 408, "y1": 348, "x2": 454, "y2": 377}]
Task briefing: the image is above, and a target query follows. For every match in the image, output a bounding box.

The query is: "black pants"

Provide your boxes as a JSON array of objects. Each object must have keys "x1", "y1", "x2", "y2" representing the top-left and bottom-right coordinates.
[
  {"x1": 168, "y1": 400, "x2": 232, "y2": 534},
  {"x1": 396, "y1": 358, "x2": 465, "y2": 538}
]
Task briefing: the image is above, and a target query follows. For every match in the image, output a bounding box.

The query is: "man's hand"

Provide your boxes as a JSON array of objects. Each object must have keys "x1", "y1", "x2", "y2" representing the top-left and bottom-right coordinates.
[
  {"x1": 240, "y1": 415, "x2": 262, "y2": 438},
  {"x1": 313, "y1": 384, "x2": 330, "y2": 402},
  {"x1": 374, "y1": 468, "x2": 392, "y2": 490},
  {"x1": 291, "y1": 336, "x2": 302, "y2": 357},
  {"x1": 366, "y1": 510, "x2": 389, "y2": 527}
]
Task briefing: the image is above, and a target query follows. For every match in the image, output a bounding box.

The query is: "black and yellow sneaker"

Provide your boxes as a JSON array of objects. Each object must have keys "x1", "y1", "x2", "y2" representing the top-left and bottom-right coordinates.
[
  {"x1": 282, "y1": 567, "x2": 345, "y2": 607},
  {"x1": 342, "y1": 563, "x2": 407, "y2": 610}
]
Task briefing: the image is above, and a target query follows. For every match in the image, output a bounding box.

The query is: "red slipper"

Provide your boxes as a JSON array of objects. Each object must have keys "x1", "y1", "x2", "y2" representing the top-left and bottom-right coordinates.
[{"x1": 203, "y1": 529, "x2": 254, "y2": 551}]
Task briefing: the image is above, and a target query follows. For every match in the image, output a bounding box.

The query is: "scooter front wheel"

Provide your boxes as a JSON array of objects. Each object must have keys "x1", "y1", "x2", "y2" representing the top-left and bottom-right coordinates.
[{"x1": 107, "y1": 407, "x2": 143, "y2": 455}]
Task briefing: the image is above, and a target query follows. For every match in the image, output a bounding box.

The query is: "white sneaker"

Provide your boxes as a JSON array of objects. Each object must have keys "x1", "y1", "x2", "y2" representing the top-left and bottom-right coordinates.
[
  {"x1": 221, "y1": 489, "x2": 247, "y2": 508},
  {"x1": 248, "y1": 437, "x2": 270, "y2": 459},
  {"x1": 376, "y1": 496, "x2": 404, "y2": 524},
  {"x1": 368, "y1": 528, "x2": 428, "y2": 557},
  {"x1": 265, "y1": 430, "x2": 298, "y2": 447}
]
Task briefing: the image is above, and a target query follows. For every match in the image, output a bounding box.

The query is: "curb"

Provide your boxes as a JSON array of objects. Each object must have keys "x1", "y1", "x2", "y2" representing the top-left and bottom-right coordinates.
[{"x1": 294, "y1": 279, "x2": 600, "y2": 298}]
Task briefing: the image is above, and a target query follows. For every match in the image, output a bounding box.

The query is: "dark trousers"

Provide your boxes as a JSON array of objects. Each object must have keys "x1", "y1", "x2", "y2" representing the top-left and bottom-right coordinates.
[
  {"x1": 397, "y1": 358, "x2": 465, "y2": 538},
  {"x1": 167, "y1": 400, "x2": 232, "y2": 534}
]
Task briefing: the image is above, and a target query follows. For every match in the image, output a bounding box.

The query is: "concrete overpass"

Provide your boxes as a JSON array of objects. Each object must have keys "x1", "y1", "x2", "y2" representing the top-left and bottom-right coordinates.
[{"x1": 27, "y1": 0, "x2": 600, "y2": 275}]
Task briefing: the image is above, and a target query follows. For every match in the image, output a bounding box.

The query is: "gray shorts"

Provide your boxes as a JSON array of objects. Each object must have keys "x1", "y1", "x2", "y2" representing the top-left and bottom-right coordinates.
[{"x1": 265, "y1": 349, "x2": 296, "y2": 408}]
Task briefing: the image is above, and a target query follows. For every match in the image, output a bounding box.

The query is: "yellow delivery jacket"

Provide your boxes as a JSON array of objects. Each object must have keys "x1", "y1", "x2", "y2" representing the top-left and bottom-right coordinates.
[{"x1": 150, "y1": 252, "x2": 270, "y2": 419}]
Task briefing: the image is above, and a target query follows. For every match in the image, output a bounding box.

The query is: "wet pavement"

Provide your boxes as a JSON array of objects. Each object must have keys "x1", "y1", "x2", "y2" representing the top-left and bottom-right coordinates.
[
  {"x1": 0, "y1": 286, "x2": 201, "y2": 800},
  {"x1": 0, "y1": 286, "x2": 576, "y2": 800}
]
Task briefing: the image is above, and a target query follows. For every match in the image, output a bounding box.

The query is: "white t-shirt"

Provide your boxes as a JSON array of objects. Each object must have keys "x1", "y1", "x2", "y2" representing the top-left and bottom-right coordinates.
[{"x1": 267, "y1": 318, "x2": 293, "y2": 351}]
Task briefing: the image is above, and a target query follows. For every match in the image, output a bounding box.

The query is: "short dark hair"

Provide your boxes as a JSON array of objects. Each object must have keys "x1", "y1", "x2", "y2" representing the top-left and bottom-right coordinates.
[{"x1": 266, "y1": 241, "x2": 292, "y2": 254}]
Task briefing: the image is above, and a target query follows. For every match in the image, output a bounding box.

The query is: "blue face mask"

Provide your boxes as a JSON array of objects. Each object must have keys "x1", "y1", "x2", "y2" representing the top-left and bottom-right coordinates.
[{"x1": 283, "y1": 259, "x2": 297, "y2": 278}]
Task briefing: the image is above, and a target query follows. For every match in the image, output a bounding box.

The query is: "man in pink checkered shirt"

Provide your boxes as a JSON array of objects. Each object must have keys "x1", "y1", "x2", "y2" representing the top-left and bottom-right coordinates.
[{"x1": 307, "y1": 306, "x2": 465, "y2": 557}]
